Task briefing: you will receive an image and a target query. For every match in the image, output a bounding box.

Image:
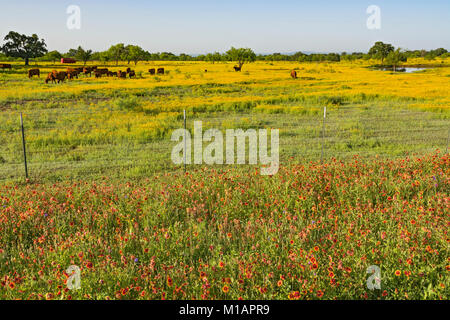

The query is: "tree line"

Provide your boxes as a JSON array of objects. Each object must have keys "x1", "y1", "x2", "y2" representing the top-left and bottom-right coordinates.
[{"x1": 1, "y1": 31, "x2": 449, "y2": 67}]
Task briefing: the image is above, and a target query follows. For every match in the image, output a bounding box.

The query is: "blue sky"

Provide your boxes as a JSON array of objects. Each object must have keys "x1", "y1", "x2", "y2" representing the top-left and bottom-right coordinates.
[{"x1": 0, "y1": 0, "x2": 449, "y2": 54}]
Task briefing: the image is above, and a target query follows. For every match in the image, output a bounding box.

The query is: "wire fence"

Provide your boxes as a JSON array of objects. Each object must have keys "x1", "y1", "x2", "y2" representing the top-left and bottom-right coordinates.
[{"x1": 0, "y1": 108, "x2": 448, "y2": 182}]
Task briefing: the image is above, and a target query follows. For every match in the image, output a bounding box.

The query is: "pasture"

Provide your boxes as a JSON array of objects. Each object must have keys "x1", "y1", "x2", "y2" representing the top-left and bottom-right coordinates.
[
  {"x1": 0, "y1": 59, "x2": 449, "y2": 181},
  {"x1": 0, "y1": 58, "x2": 449, "y2": 300}
]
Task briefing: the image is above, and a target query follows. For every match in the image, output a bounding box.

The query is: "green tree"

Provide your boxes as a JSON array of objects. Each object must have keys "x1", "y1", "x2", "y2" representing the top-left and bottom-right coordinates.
[
  {"x1": 385, "y1": 48, "x2": 407, "y2": 72},
  {"x1": 126, "y1": 45, "x2": 146, "y2": 65},
  {"x1": 159, "y1": 52, "x2": 177, "y2": 60},
  {"x1": 1, "y1": 31, "x2": 47, "y2": 65},
  {"x1": 67, "y1": 48, "x2": 78, "y2": 57},
  {"x1": 206, "y1": 51, "x2": 222, "y2": 64},
  {"x1": 90, "y1": 51, "x2": 102, "y2": 61},
  {"x1": 107, "y1": 43, "x2": 126, "y2": 65},
  {"x1": 368, "y1": 41, "x2": 394, "y2": 64},
  {"x1": 100, "y1": 51, "x2": 111, "y2": 64},
  {"x1": 179, "y1": 53, "x2": 192, "y2": 61},
  {"x1": 75, "y1": 46, "x2": 93, "y2": 65},
  {"x1": 43, "y1": 50, "x2": 62, "y2": 63},
  {"x1": 225, "y1": 47, "x2": 256, "y2": 70},
  {"x1": 196, "y1": 54, "x2": 206, "y2": 61}
]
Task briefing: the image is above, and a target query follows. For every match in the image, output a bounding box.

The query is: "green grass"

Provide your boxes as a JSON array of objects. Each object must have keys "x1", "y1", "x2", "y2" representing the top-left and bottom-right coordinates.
[{"x1": 1, "y1": 100, "x2": 448, "y2": 182}]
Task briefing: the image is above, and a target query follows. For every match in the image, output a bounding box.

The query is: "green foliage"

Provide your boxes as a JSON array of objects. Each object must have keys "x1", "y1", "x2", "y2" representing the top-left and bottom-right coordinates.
[
  {"x1": 1, "y1": 31, "x2": 47, "y2": 65},
  {"x1": 126, "y1": 45, "x2": 146, "y2": 65},
  {"x1": 75, "y1": 46, "x2": 93, "y2": 65},
  {"x1": 206, "y1": 52, "x2": 222, "y2": 64},
  {"x1": 368, "y1": 41, "x2": 395, "y2": 63},
  {"x1": 385, "y1": 48, "x2": 408, "y2": 70},
  {"x1": 226, "y1": 47, "x2": 256, "y2": 69},
  {"x1": 40, "y1": 50, "x2": 62, "y2": 63},
  {"x1": 107, "y1": 43, "x2": 127, "y2": 65}
]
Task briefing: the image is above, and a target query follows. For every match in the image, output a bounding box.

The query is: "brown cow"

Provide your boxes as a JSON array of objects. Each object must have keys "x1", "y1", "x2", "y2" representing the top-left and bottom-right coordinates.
[
  {"x1": 118, "y1": 71, "x2": 127, "y2": 78},
  {"x1": 129, "y1": 70, "x2": 136, "y2": 78},
  {"x1": 67, "y1": 71, "x2": 79, "y2": 80},
  {"x1": 28, "y1": 68, "x2": 40, "y2": 78},
  {"x1": 96, "y1": 68, "x2": 109, "y2": 75},
  {"x1": 45, "y1": 72, "x2": 56, "y2": 84},
  {"x1": 233, "y1": 66, "x2": 241, "y2": 72},
  {"x1": 94, "y1": 71, "x2": 102, "y2": 78},
  {"x1": 54, "y1": 71, "x2": 67, "y2": 84},
  {"x1": 148, "y1": 68, "x2": 155, "y2": 75},
  {"x1": 67, "y1": 68, "x2": 80, "y2": 77},
  {"x1": 83, "y1": 67, "x2": 92, "y2": 77},
  {"x1": 157, "y1": 68, "x2": 164, "y2": 74},
  {"x1": 0, "y1": 64, "x2": 12, "y2": 69},
  {"x1": 290, "y1": 70, "x2": 297, "y2": 79}
]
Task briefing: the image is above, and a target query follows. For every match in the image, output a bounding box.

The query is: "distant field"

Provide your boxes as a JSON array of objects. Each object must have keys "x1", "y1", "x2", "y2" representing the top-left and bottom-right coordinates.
[
  {"x1": 0, "y1": 58, "x2": 449, "y2": 300},
  {"x1": 0, "y1": 59, "x2": 449, "y2": 182}
]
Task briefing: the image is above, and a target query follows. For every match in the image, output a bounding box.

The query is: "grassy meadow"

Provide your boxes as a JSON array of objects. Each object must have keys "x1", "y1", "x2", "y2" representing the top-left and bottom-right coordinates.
[
  {"x1": 0, "y1": 58, "x2": 449, "y2": 181},
  {"x1": 0, "y1": 58, "x2": 449, "y2": 299}
]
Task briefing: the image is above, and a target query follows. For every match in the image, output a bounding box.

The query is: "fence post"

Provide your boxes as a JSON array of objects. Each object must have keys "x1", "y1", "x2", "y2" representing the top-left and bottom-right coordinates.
[
  {"x1": 184, "y1": 109, "x2": 186, "y2": 172},
  {"x1": 20, "y1": 113, "x2": 29, "y2": 179},
  {"x1": 321, "y1": 106, "x2": 326, "y2": 163}
]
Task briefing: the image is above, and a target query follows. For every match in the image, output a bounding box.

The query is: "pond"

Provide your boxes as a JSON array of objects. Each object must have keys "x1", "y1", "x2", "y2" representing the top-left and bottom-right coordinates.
[{"x1": 373, "y1": 67, "x2": 428, "y2": 73}]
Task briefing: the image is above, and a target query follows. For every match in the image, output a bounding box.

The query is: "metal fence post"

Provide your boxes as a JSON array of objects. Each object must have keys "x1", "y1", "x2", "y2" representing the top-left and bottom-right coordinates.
[
  {"x1": 20, "y1": 113, "x2": 29, "y2": 179},
  {"x1": 184, "y1": 109, "x2": 187, "y2": 172}
]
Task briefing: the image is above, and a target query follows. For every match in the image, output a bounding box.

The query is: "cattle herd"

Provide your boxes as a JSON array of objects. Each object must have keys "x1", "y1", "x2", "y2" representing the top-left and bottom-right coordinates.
[
  {"x1": 42, "y1": 66, "x2": 146, "y2": 84},
  {"x1": 0, "y1": 64, "x2": 166, "y2": 84},
  {"x1": 0, "y1": 63, "x2": 299, "y2": 81}
]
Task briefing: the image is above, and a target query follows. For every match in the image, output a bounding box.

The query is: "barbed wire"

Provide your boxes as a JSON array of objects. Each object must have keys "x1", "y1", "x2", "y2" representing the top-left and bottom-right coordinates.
[{"x1": 1, "y1": 108, "x2": 448, "y2": 180}]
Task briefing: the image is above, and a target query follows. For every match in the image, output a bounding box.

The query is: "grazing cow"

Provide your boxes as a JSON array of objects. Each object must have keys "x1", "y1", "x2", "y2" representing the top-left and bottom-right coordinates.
[
  {"x1": 54, "y1": 71, "x2": 67, "y2": 83},
  {"x1": 148, "y1": 68, "x2": 155, "y2": 75},
  {"x1": 67, "y1": 68, "x2": 80, "y2": 78},
  {"x1": 0, "y1": 64, "x2": 12, "y2": 69},
  {"x1": 290, "y1": 70, "x2": 297, "y2": 79},
  {"x1": 157, "y1": 68, "x2": 164, "y2": 74},
  {"x1": 118, "y1": 71, "x2": 127, "y2": 78},
  {"x1": 83, "y1": 67, "x2": 92, "y2": 77},
  {"x1": 128, "y1": 70, "x2": 136, "y2": 78},
  {"x1": 67, "y1": 71, "x2": 79, "y2": 80},
  {"x1": 67, "y1": 68, "x2": 79, "y2": 78},
  {"x1": 96, "y1": 68, "x2": 109, "y2": 75},
  {"x1": 233, "y1": 66, "x2": 241, "y2": 72},
  {"x1": 28, "y1": 68, "x2": 40, "y2": 78},
  {"x1": 45, "y1": 72, "x2": 56, "y2": 84},
  {"x1": 94, "y1": 71, "x2": 102, "y2": 78}
]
